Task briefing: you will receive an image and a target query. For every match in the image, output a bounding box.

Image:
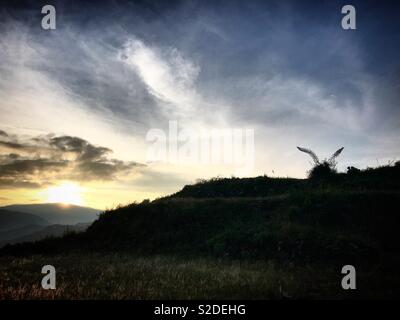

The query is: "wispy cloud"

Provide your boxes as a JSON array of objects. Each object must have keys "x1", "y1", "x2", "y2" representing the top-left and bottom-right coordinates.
[
  {"x1": 121, "y1": 40, "x2": 200, "y2": 109},
  {"x1": 0, "y1": 0, "x2": 399, "y2": 187}
]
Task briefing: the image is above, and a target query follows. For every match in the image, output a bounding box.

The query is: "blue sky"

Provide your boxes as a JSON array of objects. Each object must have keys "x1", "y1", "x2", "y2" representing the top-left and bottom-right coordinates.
[{"x1": 0, "y1": 0, "x2": 399, "y2": 207}]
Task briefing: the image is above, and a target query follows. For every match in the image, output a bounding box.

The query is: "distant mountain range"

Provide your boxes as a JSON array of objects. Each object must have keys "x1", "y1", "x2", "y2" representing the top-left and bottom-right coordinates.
[
  {"x1": 1, "y1": 203, "x2": 99, "y2": 225},
  {"x1": 0, "y1": 209, "x2": 49, "y2": 232},
  {"x1": 0, "y1": 223, "x2": 91, "y2": 247},
  {"x1": 0, "y1": 203, "x2": 100, "y2": 247}
]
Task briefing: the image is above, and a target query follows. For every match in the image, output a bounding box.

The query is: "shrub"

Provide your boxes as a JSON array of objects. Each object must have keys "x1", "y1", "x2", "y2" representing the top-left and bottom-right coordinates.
[
  {"x1": 347, "y1": 166, "x2": 361, "y2": 175},
  {"x1": 297, "y1": 146, "x2": 344, "y2": 180},
  {"x1": 308, "y1": 162, "x2": 337, "y2": 180}
]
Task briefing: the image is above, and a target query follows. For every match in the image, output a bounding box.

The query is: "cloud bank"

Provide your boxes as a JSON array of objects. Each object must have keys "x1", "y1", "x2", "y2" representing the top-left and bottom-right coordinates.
[{"x1": 0, "y1": 130, "x2": 143, "y2": 189}]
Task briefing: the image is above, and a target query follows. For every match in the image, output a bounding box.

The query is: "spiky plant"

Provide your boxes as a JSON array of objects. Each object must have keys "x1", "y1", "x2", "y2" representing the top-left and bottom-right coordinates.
[{"x1": 297, "y1": 146, "x2": 344, "y2": 179}]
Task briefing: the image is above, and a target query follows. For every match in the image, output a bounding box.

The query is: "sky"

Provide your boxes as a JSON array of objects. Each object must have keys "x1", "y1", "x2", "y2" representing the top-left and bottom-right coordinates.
[{"x1": 0, "y1": 0, "x2": 399, "y2": 209}]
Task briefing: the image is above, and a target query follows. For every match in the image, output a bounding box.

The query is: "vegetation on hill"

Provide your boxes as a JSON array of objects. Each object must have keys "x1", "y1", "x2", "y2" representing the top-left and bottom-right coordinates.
[
  {"x1": 1, "y1": 163, "x2": 400, "y2": 298},
  {"x1": 2, "y1": 164, "x2": 399, "y2": 262}
]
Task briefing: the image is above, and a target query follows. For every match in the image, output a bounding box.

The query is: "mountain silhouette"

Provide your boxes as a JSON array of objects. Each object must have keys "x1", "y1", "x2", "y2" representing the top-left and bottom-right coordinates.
[
  {"x1": 0, "y1": 209, "x2": 49, "y2": 232},
  {"x1": 1, "y1": 203, "x2": 100, "y2": 225}
]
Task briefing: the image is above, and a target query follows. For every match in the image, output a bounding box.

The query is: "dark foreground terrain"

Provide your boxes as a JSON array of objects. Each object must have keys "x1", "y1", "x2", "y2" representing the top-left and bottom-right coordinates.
[
  {"x1": 1, "y1": 164, "x2": 400, "y2": 299},
  {"x1": 0, "y1": 253, "x2": 390, "y2": 299}
]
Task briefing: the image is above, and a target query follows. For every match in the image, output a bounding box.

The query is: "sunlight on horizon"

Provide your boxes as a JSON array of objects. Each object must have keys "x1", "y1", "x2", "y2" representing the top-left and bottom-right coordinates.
[{"x1": 45, "y1": 182, "x2": 84, "y2": 206}]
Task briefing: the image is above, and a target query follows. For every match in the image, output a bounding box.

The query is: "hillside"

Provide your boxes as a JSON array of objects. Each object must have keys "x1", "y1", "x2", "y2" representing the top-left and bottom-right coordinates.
[
  {"x1": 1, "y1": 164, "x2": 400, "y2": 298},
  {"x1": 3, "y1": 164, "x2": 400, "y2": 261},
  {"x1": 170, "y1": 176, "x2": 304, "y2": 198},
  {"x1": 170, "y1": 164, "x2": 400, "y2": 198}
]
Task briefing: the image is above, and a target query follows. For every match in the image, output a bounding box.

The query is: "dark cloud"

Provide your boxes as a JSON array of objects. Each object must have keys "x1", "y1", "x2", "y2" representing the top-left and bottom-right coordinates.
[
  {"x1": 0, "y1": 179, "x2": 41, "y2": 189},
  {"x1": 50, "y1": 136, "x2": 112, "y2": 161},
  {"x1": 0, "y1": 140, "x2": 29, "y2": 150},
  {"x1": 50, "y1": 136, "x2": 88, "y2": 152},
  {"x1": 76, "y1": 160, "x2": 137, "y2": 181},
  {"x1": 77, "y1": 144, "x2": 112, "y2": 162},
  {"x1": 0, "y1": 130, "x2": 143, "y2": 188},
  {"x1": 0, "y1": 158, "x2": 67, "y2": 176}
]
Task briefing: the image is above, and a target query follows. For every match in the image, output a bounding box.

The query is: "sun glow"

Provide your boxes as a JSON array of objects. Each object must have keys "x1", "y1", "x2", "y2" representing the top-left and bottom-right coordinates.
[{"x1": 46, "y1": 182, "x2": 84, "y2": 206}]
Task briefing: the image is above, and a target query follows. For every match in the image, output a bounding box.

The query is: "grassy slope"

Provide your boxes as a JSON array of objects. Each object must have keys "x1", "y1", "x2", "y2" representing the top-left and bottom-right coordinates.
[{"x1": 0, "y1": 254, "x2": 327, "y2": 299}]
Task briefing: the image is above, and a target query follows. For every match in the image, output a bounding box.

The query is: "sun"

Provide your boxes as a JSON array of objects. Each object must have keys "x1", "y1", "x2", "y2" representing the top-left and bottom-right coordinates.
[{"x1": 46, "y1": 182, "x2": 84, "y2": 206}]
